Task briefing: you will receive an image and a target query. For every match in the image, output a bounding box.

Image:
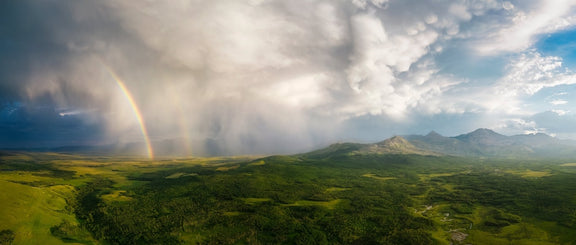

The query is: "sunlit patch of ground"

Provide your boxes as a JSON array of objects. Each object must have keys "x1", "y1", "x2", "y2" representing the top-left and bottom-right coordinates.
[
  {"x1": 467, "y1": 226, "x2": 556, "y2": 245},
  {"x1": 442, "y1": 183, "x2": 456, "y2": 192},
  {"x1": 418, "y1": 172, "x2": 465, "y2": 181},
  {"x1": 241, "y1": 198, "x2": 273, "y2": 205},
  {"x1": 216, "y1": 165, "x2": 240, "y2": 171},
  {"x1": 242, "y1": 197, "x2": 343, "y2": 210},
  {"x1": 0, "y1": 180, "x2": 82, "y2": 244},
  {"x1": 1, "y1": 171, "x2": 55, "y2": 183},
  {"x1": 325, "y1": 187, "x2": 351, "y2": 193},
  {"x1": 560, "y1": 163, "x2": 576, "y2": 167},
  {"x1": 165, "y1": 172, "x2": 198, "y2": 179},
  {"x1": 224, "y1": 211, "x2": 243, "y2": 216},
  {"x1": 0, "y1": 154, "x2": 34, "y2": 161},
  {"x1": 362, "y1": 173, "x2": 396, "y2": 181},
  {"x1": 63, "y1": 166, "x2": 110, "y2": 176},
  {"x1": 422, "y1": 202, "x2": 558, "y2": 245},
  {"x1": 281, "y1": 199, "x2": 343, "y2": 210},
  {"x1": 504, "y1": 170, "x2": 553, "y2": 178},
  {"x1": 248, "y1": 160, "x2": 266, "y2": 166},
  {"x1": 101, "y1": 190, "x2": 133, "y2": 203},
  {"x1": 50, "y1": 160, "x2": 112, "y2": 167}
]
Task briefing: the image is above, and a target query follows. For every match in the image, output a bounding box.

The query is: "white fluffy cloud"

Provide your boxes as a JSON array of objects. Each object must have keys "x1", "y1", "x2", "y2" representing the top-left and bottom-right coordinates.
[
  {"x1": 496, "y1": 51, "x2": 576, "y2": 97},
  {"x1": 550, "y1": 100, "x2": 568, "y2": 105},
  {"x1": 474, "y1": 0, "x2": 576, "y2": 55}
]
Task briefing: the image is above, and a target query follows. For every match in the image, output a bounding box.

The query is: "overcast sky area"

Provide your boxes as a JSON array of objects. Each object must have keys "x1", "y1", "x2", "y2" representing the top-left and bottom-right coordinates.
[{"x1": 1, "y1": 0, "x2": 576, "y2": 156}]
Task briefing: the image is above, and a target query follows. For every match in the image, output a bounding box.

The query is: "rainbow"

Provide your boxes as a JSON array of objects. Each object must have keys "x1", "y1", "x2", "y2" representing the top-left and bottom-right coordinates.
[{"x1": 103, "y1": 65, "x2": 154, "y2": 160}]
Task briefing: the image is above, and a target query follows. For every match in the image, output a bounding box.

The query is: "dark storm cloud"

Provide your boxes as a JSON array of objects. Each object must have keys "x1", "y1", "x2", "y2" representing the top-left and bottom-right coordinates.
[
  {"x1": 0, "y1": 0, "x2": 121, "y2": 147},
  {"x1": 0, "y1": 1, "x2": 87, "y2": 97},
  {"x1": 0, "y1": 102, "x2": 105, "y2": 148}
]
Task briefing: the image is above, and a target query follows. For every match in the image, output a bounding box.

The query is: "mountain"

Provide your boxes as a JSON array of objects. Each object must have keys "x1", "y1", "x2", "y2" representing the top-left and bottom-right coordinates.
[
  {"x1": 405, "y1": 131, "x2": 474, "y2": 156},
  {"x1": 15, "y1": 128, "x2": 576, "y2": 159},
  {"x1": 306, "y1": 128, "x2": 576, "y2": 159},
  {"x1": 303, "y1": 136, "x2": 440, "y2": 160},
  {"x1": 302, "y1": 142, "x2": 366, "y2": 159},
  {"x1": 303, "y1": 136, "x2": 437, "y2": 159},
  {"x1": 370, "y1": 136, "x2": 436, "y2": 155},
  {"x1": 452, "y1": 129, "x2": 536, "y2": 156},
  {"x1": 509, "y1": 133, "x2": 576, "y2": 157},
  {"x1": 454, "y1": 128, "x2": 510, "y2": 145},
  {"x1": 404, "y1": 129, "x2": 576, "y2": 158},
  {"x1": 510, "y1": 133, "x2": 557, "y2": 147}
]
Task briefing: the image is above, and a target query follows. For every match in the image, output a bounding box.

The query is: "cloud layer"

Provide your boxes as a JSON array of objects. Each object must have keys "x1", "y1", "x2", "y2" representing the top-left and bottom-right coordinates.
[{"x1": 1, "y1": 0, "x2": 576, "y2": 155}]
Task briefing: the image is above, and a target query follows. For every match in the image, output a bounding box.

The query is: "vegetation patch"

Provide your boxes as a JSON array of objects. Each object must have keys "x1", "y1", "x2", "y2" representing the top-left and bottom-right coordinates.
[
  {"x1": 325, "y1": 187, "x2": 351, "y2": 192},
  {"x1": 165, "y1": 172, "x2": 198, "y2": 179},
  {"x1": 50, "y1": 220, "x2": 93, "y2": 243},
  {"x1": 0, "y1": 180, "x2": 79, "y2": 244},
  {"x1": 419, "y1": 172, "x2": 460, "y2": 181},
  {"x1": 362, "y1": 173, "x2": 397, "y2": 180},
  {"x1": 241, "y1": 197, "x2": 273, "y2": 205},
  {"x1": 0, "y1": 229, "x2": 15, "y2": 245},
  {"x1": 505, "y1": 169, "x2": 553, "y2": 178},
  {"x1": 101, "y1": 190, "x2": 133, "y2": 203},
  {"x1": 215, "y1": 165, "x2": 239, "y2": 171},
  {"x1": 248, "y1": 160, "x2": 266, "y2": 166},
  {"x1": 281, "y1": 199, "x2": 342, "y2": 209}
]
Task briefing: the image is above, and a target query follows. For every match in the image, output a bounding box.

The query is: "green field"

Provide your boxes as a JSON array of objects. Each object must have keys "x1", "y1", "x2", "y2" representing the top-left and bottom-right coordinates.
[{"x1": 1, "y1": 152, "x2": 576, "y2": 244}]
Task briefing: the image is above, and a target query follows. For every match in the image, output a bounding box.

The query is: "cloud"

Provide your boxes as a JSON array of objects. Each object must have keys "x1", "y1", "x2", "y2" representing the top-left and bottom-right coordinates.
[
  {"x1": 0, "y1": 102, "x2": 105, "y2": 148},
  {"x1": 529, "y1": 111, "x2": 576, "y2": 135},
  {"x1": 491, "y1": 110, "x2": 576, "y2": 139},
  {"x1": 474, "y1": 0, "x2": 576, "y2": 55},
  {"x1": 550, "y1": 100, "x2": 568, "y2": 105},
  {"x1": 343, "y1": 11, "x2": 445, "y2": 118},
  {"x1": 495, "y1": 51, "x2": 576, "y2": 97},
  {"x1": 1, "y1": 0, "x2": 576, "y2": 154},
  {"x1": 437, "y1": 49, "x2": 576, "y2": 118},
  {"x1": 493, "y1": 117, "x2": 542, "y2": 135}
]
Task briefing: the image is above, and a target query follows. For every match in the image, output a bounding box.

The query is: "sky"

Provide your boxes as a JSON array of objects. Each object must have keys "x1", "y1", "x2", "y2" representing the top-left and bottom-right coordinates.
[{"x1": 1, "y1": 0, "x2": 576, "y2": 156}]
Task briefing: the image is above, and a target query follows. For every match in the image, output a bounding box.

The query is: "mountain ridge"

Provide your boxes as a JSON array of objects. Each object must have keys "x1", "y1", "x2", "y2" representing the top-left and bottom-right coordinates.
[
  {"x1": 404, "y1": 129, "x2": 576, "y2": 158},
  {"x1": 306, "y1": 129, "x2": 576, "y2": 159},
  {"x1": 8, "y1": 128, "x2": 576, "y2": 159}
]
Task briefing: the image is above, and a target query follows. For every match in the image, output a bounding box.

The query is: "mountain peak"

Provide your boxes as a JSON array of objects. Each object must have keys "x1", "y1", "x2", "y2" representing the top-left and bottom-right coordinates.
[
  {"x1": 455, "y1": 128, "x2": 508, "y2": 145},
  {"x1": 459, "y1": 128, "x2": 505, "y2": 137},
  {"x1": 426, "y1": 131, "x2": 443, "y2": 138},
  {"x1": 470, "y1": 128, "x2": 500, "y2": 135},
  {"x1": 372, "y1": 136, "x2": 437, "y2": 155},
  {"x1": 377, "y1": 136, "x2": 410, "y2": 147}
]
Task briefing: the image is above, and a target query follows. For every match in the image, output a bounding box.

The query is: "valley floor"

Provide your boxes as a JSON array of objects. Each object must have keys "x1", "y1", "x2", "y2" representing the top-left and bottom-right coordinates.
[{"x1": 1, "y1": 152, "x2": 576, "y2": 244}]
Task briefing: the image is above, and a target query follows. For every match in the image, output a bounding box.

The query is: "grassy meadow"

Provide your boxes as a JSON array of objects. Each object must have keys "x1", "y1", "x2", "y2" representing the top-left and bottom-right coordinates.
[{"x1": 1, "y1": 152, "x2": 576, "y2": 244}]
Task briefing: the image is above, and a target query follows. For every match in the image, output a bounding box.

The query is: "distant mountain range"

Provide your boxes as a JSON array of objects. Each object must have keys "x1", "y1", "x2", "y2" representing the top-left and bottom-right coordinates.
[
  {"x1": 305, "y1": 128, "x2": 576, "y2": 159},
  {"x1": 4, "y1": 128, "x2": 576, "y2": 159},
  {"x1": 406, "y1": 128, "x2": 576, "y2": 158}
]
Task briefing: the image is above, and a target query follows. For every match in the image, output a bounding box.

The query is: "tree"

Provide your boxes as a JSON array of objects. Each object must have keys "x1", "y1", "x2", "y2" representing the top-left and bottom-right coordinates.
[{"x1": 0, "y1": 230, "x2": 15, "y2": 245}]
